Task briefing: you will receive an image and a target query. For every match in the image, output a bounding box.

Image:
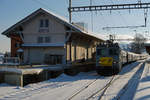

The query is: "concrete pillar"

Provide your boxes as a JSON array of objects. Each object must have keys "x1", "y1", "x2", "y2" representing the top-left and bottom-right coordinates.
[
  {"x1": 20, "y1": 75, "x2": 24, "y2": 87},
  {"x1": 74, "y1": 45, "x2": 76, "y2": 61},
  {"x1": 69, "y1": 42, "x2": 72, "y2": 61}
]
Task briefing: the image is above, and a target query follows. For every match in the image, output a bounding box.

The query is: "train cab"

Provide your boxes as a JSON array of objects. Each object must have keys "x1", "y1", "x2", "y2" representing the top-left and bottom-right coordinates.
[{"x1": 96, "y1": 41, "x2": 122, "y2": 75}]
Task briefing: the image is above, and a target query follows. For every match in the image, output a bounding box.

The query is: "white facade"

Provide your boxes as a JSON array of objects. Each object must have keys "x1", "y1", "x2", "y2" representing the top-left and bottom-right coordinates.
[
  {"x1": 21, "y1": 11, "x2": 66, "y2": 64},
  {"x1": 2, "y1": 8, "x2": 104, "y2": 65}
]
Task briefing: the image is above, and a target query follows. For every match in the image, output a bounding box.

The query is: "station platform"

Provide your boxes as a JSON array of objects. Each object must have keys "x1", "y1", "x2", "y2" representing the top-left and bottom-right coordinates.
[
  {"x1": 0, "y1": 65, "x2": 64, "y2": 86},
  {"x1": 0, "y1": 62, "x2": 95, "y2": 87}
]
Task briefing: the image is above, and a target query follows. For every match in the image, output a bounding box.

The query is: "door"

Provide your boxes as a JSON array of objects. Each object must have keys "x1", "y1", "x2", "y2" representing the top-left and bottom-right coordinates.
[{"x1": 29, "y1": 48, "x2": 43, "y2": 64}]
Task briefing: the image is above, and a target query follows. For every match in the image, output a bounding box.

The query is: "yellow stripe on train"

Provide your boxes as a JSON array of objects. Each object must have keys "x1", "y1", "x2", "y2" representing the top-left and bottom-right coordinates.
[{"x1": 99, "y1": 57, "x2": 113, "y2": 66}]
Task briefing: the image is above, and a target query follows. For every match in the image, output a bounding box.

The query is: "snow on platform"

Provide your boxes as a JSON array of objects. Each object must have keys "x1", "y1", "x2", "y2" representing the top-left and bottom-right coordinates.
[
  {"x1": 0, "y1": 72, "x2": 100, "y2": 100},
  {"x1": 0, "y1": 65, "x2": 63, "y2": 75},
  {"x1": 134, "y1": 60, "x2": 150, "y2": 100}
]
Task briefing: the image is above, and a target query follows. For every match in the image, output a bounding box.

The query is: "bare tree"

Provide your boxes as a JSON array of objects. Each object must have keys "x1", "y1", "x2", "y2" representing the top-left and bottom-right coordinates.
[{"x1": 130, "y1": 33, "x2": 147, "y2": 54}]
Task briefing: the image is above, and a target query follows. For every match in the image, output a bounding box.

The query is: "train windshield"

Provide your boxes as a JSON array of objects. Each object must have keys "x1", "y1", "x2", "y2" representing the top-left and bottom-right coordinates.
[
  {"x1": 109, "y1": 49, "x2": 118, "y2": 55},
  {"x1": 97, "y1": 49, "x2": 107, "y2": 56}
]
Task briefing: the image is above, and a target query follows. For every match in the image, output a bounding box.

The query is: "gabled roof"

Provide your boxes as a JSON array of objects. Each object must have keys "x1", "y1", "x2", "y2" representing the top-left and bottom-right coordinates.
[{"x1": 1, "y1": 8, "x2": 105, "y2": 41}]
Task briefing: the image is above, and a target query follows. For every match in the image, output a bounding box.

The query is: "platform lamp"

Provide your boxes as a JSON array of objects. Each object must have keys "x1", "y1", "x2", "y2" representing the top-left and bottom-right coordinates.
[{"x1": 17, "y1": 48, "x2": 23, "y2": 64}]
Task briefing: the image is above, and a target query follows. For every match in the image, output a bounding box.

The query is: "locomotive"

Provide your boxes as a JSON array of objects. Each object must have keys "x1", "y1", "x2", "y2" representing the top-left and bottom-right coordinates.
[{"x1": 96, "y1": 40, "x2": 147, "y2": 75}]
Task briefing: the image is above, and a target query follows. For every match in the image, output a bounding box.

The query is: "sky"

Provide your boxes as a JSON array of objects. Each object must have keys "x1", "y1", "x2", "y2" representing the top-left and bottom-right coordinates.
[{"x1": 0, "y1": 0, "x2": 150, "y2": 53}]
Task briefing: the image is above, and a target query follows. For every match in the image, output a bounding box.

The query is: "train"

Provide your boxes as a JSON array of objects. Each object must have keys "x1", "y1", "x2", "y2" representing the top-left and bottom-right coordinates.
[{"x1": 96, "y1": 40, "x2": 147, "y2": 75}]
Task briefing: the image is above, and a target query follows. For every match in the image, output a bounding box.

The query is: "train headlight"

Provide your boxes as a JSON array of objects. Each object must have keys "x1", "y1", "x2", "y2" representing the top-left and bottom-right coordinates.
[{"x1": 113, "y1": 61, "x2": 118, "y2": 64}]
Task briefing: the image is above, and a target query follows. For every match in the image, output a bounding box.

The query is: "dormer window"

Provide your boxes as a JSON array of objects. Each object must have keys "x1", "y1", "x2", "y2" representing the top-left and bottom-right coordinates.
[{"x1": 40, "y1": 19, "x2": 49, "y2": 28}]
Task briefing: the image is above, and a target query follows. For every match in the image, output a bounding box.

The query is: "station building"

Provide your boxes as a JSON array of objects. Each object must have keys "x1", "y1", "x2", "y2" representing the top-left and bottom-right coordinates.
[{"x1": 1, "y1": 8, "x2": 105, "y2": 65}]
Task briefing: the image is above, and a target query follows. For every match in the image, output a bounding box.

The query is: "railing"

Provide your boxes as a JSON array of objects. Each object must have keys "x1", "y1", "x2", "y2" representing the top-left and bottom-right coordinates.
[{"x1": 3, "y1": 57, "x2": 20, "y2": 66}]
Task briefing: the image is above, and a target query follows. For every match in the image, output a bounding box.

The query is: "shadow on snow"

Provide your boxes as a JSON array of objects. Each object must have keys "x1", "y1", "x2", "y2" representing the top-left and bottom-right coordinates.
[{"x1": 112, "y1": 62, "x2": 145, "y2": 100}]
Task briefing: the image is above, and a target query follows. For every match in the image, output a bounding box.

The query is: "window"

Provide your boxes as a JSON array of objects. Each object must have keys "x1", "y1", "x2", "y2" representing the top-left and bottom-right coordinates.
[
  {"x1": 40, "y1": 19, "x2": 44, "y2": 27},
  {"x1": 37, "y1": 36, "x2": 51, "y2": 43},
  {"x1": 39, "y1": 19, "x2": 49, "y2": 28},
  {"x1": 45, "y1": 37, "x2": 50, "y2": 43},
  {"x1": 45, "y1": 19, "x2": 49, "y2": 27},
  {"x1": 44, "y1": 54, "x2": 63, "y2": 65},
  {"x1": 109, "y1": 49, "x2": 118, "y2": 55},
  {"x1": 109, "y1": 49, "x2": 113, "y2": 55},
  {"x1": 97, "y1": 49, "x2": 107, "y2": 56},
  {"x1": 37, "y1": 37, "x2": 43, "y2": 43},
  {"x1": 15, "y1": 43, "x2": 20, "y2": 48},
  {"x1": 97, "y1": 49, "x2": 101, "y2": 56}
]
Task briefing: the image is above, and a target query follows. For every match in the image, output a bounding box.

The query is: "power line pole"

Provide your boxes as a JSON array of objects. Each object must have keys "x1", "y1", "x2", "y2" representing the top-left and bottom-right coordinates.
[
  {"x1": 69, "y1": 0, "x2": 72, "y2": 23},
  {"x1": 90, "y1": 0, "x2": 93, "y2": 32}
]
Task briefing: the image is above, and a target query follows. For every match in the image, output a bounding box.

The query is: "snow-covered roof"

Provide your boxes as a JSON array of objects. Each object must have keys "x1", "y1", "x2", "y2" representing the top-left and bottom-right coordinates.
[
  {"x1": 22, "y1": 43, "x2": 65, "y2": 47},
  {"x1": 144, "y1": 41, "x2": 150, "y2": 46},
  {"x1": 0, "y1": 67, "x2": 43, "y2": 75},
  {"x1": 1, "y1": 8, "x2": 105, "y2": 41}
]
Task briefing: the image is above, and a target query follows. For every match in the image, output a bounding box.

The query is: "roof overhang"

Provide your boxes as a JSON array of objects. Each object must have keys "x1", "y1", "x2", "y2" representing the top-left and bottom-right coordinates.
[
  {"x1": 144, "y1": 43, "x2": 150, "y2": 47},
  {"x1": 22, "y1": 43, "x2": 65, "y2": 47}
]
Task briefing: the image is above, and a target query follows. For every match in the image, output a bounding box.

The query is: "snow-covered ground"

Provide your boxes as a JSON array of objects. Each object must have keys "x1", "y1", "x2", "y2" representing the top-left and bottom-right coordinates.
[
  {"x1": 0, "y1": 59, "x2": 149, "y2": 100},
  {"x1": 101, "y1": 61, "x2": 144, "y2": 100},
  {"x1": 134, "y1": 60, "x2": 150, "y2": 100}
]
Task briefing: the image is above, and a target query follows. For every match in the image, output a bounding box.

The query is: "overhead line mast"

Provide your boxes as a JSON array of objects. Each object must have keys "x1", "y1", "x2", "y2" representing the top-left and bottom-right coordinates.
[{"x1": 69, "y1": 0, "x2": 72, "y2": 23}]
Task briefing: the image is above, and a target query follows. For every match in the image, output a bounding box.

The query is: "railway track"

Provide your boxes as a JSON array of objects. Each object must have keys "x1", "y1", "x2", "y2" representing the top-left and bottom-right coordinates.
[
  {"x1": 87, "y1": 75, "x2": 115, "y2": 100},
  {"x1": 68, "y1": 75, "x2": 116, "y2": 100},
  {"x1": 68, "y1": 76, "x2": 101, "y2": 100},
  {"x1": 68, "y1": 62, "x2": 144, "y2": 100}
]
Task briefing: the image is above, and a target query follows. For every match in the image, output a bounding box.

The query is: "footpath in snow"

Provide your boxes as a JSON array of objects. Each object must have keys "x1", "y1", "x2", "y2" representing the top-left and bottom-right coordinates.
[
  {"x1": 134, "y1": 60, "x2": 150, "y2": 100},
  {"x1": 98, "y1": 61, "x2": 145, "y2": 100}
]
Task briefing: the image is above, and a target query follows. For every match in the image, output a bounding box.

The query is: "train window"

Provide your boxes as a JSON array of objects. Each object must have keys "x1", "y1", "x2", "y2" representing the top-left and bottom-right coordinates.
[
  {"x1": 109, "y1": 49, "x2": 113, "y2": 55},
  {"x1": 109, "y1": 49, "x2": 118, "y2": 55},
  {"x1": 97, "y1": 49, "x2": 101, "y2": 55},
  {"x1": 113, "y1": 49, "x2": 118, "y2": 55},
  {"x1": 97, "y1": 49, "x2": 107, "y2": 56}
]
